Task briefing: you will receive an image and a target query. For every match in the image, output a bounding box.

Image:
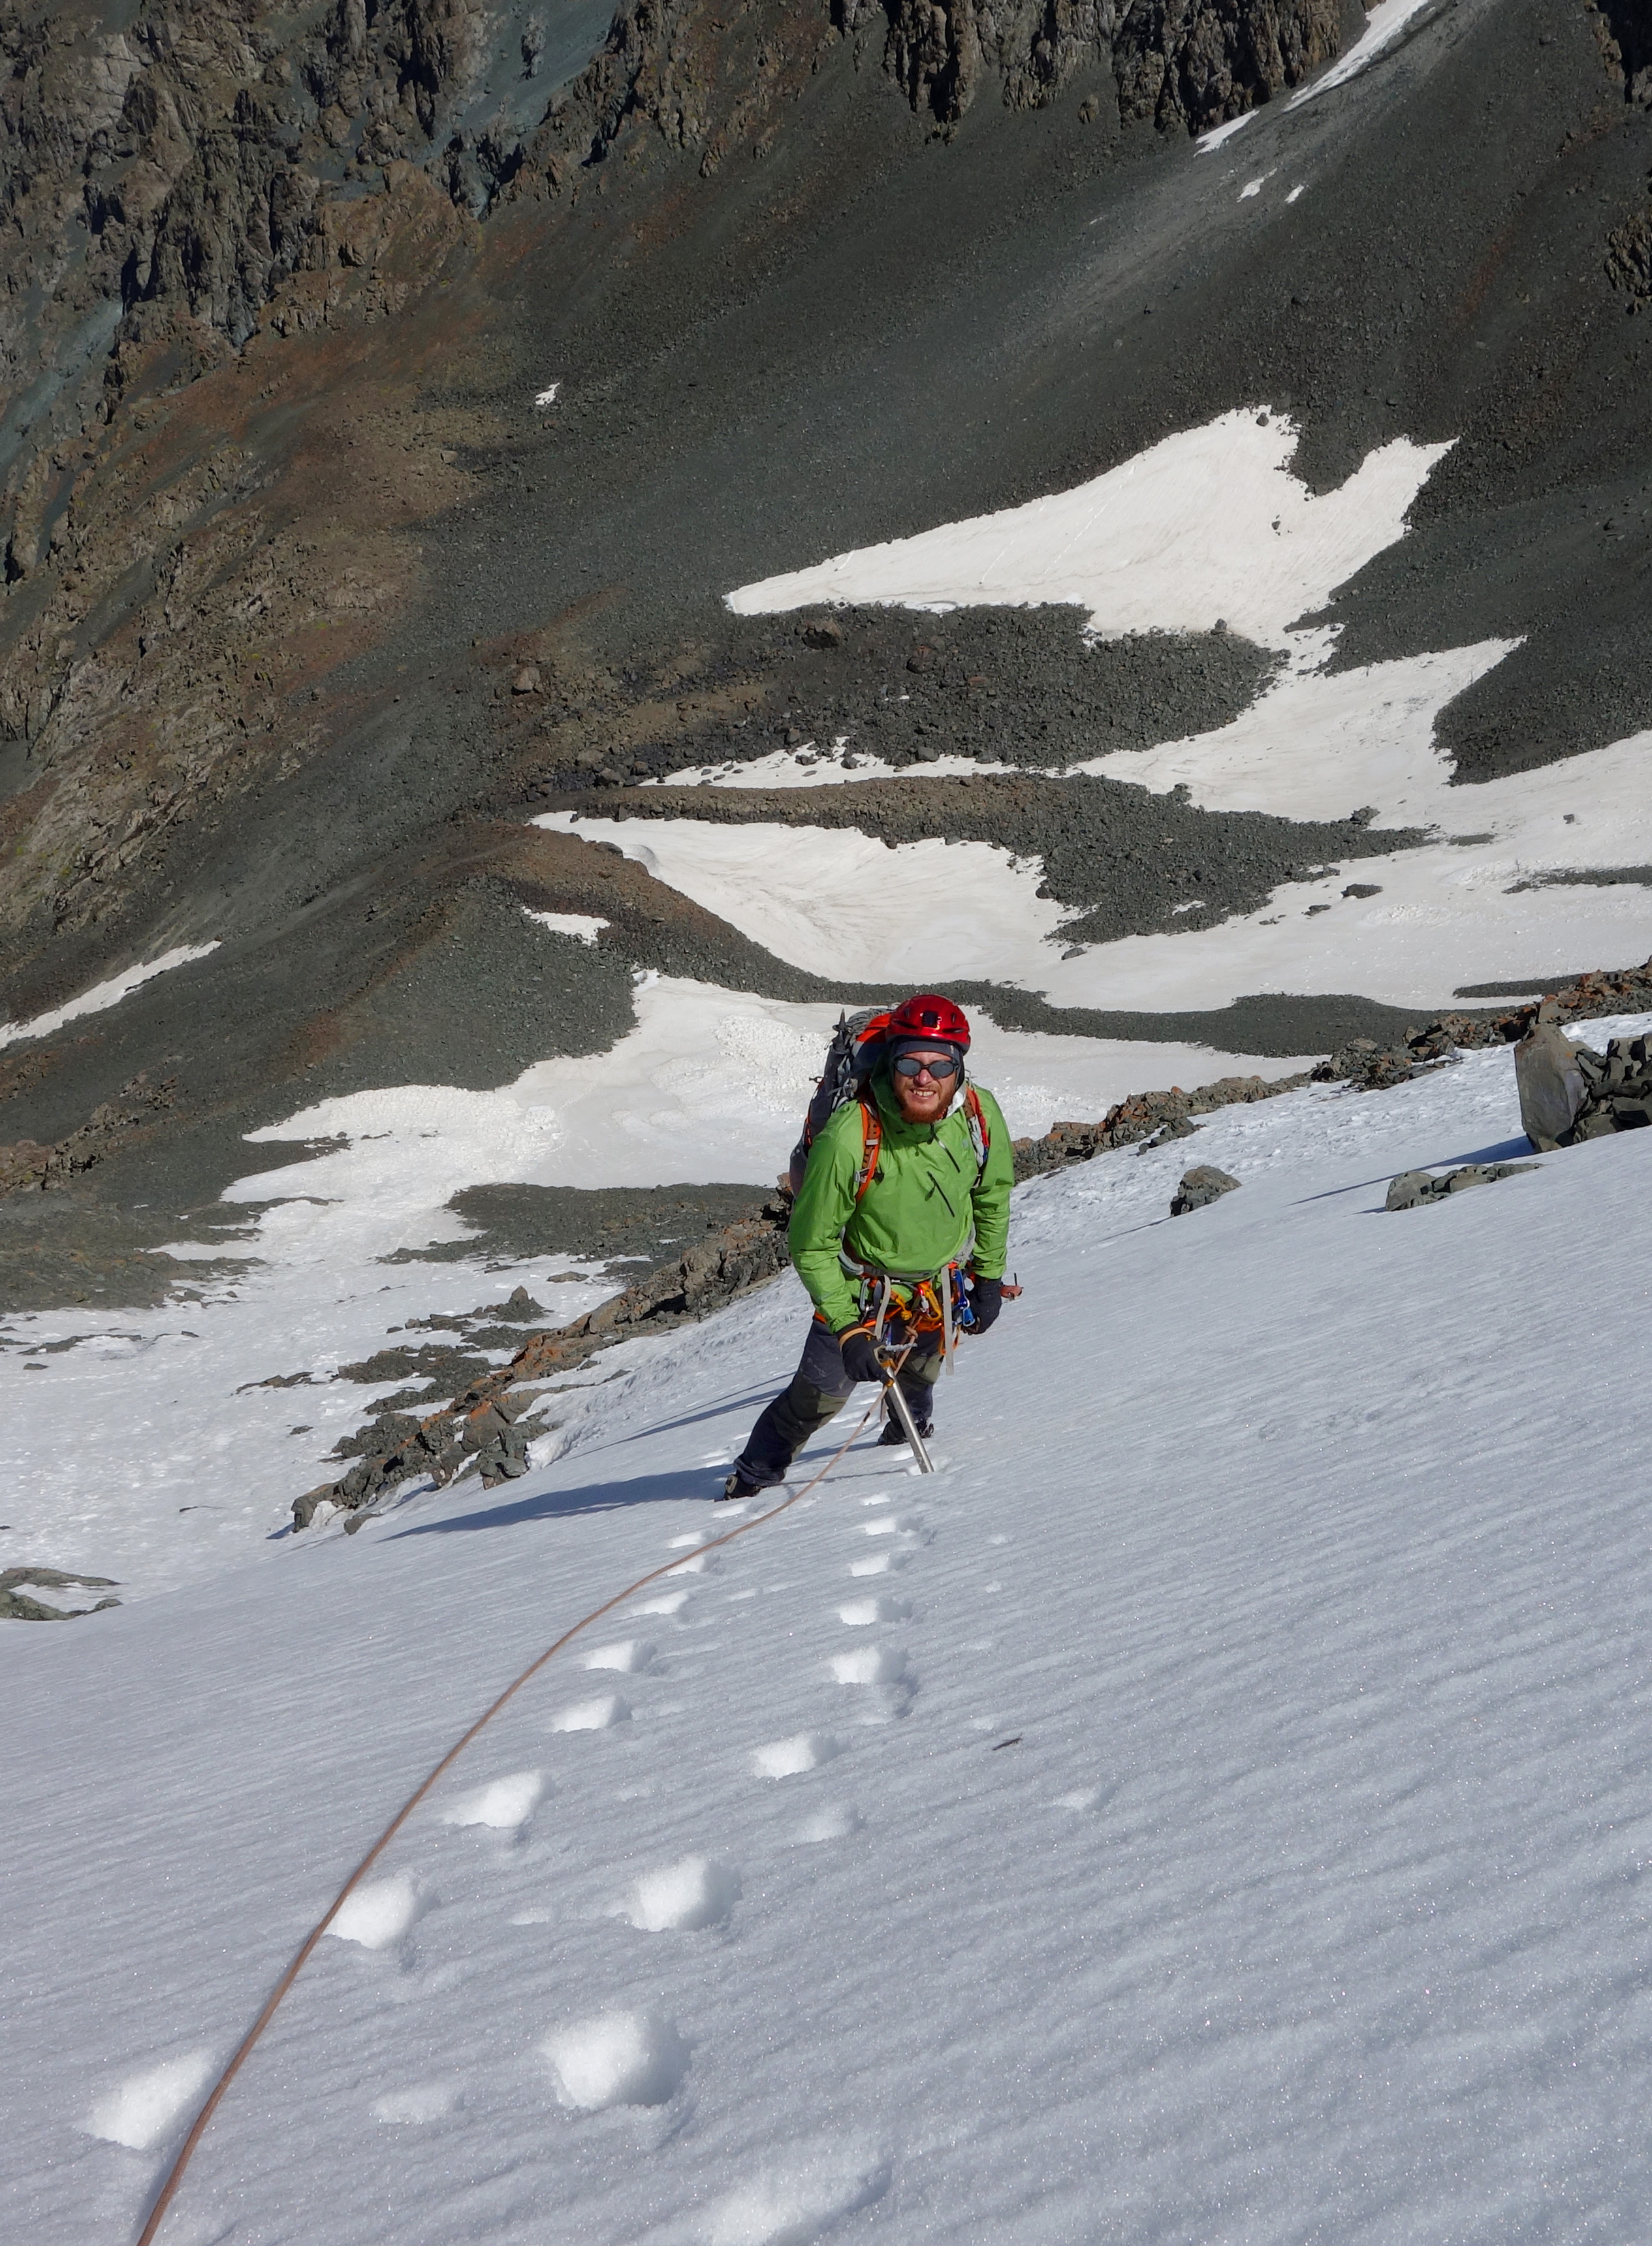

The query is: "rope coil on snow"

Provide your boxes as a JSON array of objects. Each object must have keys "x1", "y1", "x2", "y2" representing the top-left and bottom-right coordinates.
[{"x1": 135, "y1": 1392, "x2": 889, "y2": 2245}]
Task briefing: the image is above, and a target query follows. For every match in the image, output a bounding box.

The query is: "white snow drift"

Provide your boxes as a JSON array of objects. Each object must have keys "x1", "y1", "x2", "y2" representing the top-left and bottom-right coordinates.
[{"x1": 727, "y1": 409, "x2": 1450, "y2": 651}]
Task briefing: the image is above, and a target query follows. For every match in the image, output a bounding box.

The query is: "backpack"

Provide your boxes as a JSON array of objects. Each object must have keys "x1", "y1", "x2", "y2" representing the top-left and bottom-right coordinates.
[{"x1": 787, "y1": 1009, "x2": 990, "y2": 1201}]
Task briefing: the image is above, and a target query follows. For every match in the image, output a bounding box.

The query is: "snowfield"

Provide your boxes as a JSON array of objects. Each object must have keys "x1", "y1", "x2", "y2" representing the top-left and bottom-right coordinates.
[
  {"x1": 709, "y1": 411, "x2": 1652, "y2": 1009},
  {"x1": 8, "y1": 1022, "x2": 1652, "y2": 2244}
]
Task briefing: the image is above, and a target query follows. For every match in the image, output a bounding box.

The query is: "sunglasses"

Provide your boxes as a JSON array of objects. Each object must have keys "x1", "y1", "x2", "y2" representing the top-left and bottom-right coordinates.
[{"x1": 892, "y1": 1052, "x2": 960, "y2": 1081}]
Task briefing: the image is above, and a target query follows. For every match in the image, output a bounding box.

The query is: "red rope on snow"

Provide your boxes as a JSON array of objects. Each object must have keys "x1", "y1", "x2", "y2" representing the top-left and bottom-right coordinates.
[{"x1": 135, "y1": 1392, "x2": 889, "y2": 2245}]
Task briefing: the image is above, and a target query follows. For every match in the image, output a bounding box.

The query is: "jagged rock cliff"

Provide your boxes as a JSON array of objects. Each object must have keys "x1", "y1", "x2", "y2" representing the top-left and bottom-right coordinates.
[{"x1": 0, "y1": 0, "x2": 1356, "y2": 985}]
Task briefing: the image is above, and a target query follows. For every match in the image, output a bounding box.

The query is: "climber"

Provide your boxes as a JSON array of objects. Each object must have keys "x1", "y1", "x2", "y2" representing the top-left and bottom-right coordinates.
[{"x1": 721, "y1": 993, "x2": 1013, "y2": 1496}]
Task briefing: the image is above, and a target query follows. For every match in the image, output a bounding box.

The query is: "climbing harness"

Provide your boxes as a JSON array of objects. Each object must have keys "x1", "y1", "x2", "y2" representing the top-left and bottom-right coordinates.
[{"x1": 133, "y1": 1385, "x2": 897, "y2": 2246}]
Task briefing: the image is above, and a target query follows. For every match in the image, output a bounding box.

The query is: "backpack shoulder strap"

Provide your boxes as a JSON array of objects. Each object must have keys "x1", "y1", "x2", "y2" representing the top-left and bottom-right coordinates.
[
  {"x1": 964, "y1": 1084, "x2": 989, "y2": 1180},
  {"x1": 852, "y1": 1098, "x2": 883, "y2": 1203}
]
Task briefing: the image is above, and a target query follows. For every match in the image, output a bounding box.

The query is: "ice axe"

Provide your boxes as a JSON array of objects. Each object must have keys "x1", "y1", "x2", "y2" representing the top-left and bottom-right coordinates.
[{"x1": 876, "y1": 1343, "x2": 934, "y2": 1474}]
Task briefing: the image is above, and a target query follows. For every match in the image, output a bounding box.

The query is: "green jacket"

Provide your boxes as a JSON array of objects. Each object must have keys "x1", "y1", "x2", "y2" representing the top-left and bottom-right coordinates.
[{"x1": 789, "y1": 1068, "x2": 1013, "y2": 1333}]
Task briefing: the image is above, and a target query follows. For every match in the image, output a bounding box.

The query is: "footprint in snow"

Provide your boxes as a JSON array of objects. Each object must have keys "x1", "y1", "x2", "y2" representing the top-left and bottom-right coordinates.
[
  {"x1": 327, "y1": 1872, "x2": 430, "y2": 1950},
  {"x1": 829, "y1": 1646, "x2": 908, "y2": 1688},
  {"x1": 792, "y1": 1803, "x2": 863, "y2": 1845},
  {"x1": 583, "y1": 1638, "x2": 655, "y2": 1674},
  {"x1": 549, "y1": 1693, "x2": 630, "y2": 1732},
  {"x1": 838, "y1": 1594, "x2": 910, "y2": 1626},
  {"x1": 612, "y1": 1854, "x2": 740, "y2": 1932},
  {"x1": 831, "y1": 1643, "x2": 914, "y2": 1720},
  {"x1": 372, "y1": 2081, "x2": 459, "y2": 2124},
  {"x1": 752, "y1": 1732, "x2": 842, "y2": 1779},
  {"x1": 441, "y1": 1769, "x2": 546, "y2": 1832},
  {"x1": 87, "y1": 2051, "x2": 215, "y2": 2151},
  {"x1": 848, "y1": 1551, "x2": 900, "y2": 1578},
  {"x1": 541, "y1": 2010, "x2": 689, "y2": 2111},
  {"x1": 690, "y1": 2140, "x2": 891, "y2": 2246},
  {"x1": 1054, "y1": 1786, "x2": 1116, "y2": 1813},
  {"x1": 633, "y1": 1588, "x2": 691, "y2": 1617}
]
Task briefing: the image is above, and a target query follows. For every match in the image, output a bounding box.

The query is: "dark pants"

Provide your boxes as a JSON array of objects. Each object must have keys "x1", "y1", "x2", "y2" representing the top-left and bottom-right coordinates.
[{"x1": 734, "y1": 1318, "x2": 944, "y2": 1489}]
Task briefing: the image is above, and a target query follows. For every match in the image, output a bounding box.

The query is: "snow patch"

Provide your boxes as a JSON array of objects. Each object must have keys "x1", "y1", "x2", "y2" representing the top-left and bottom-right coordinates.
[
  {"x1": 649, "y1": 741, "x2": 1011, "y2": 791},
  {"x1": 726, "y1": 409, "x2": 1452, "y2": 652},
  {"x1": 524, "y1": 908, "x2": 607, "y2": 944},
  {"x1": 243, "y1": 970, "x2": 1312, "y2": 1203},
  {"x1": 1290, "y1": 0, "x2": 1436, "y2": 104},
  {"x1": 539, "y1": 811, "x2": 1065, "y2": 983},
  {"x1": 1195, "y1": 111, "x2": 1256, "y2": 151},
  {"x1": 0, "y1": 943, "x2": 219, "y2": 1051}
]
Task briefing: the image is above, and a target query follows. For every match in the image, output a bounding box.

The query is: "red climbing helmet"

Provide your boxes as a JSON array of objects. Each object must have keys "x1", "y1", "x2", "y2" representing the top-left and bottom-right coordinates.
[{"x1": 886, "y1": 993, "x2": 972, "y2": 1051}]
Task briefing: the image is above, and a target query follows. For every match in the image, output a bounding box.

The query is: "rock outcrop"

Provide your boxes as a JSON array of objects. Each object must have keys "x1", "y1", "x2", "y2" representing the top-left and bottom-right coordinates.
[
  {"x1": 0, "y1": 1563, "x2": 119, "y2": 1619},
  {"x1": 881, "y1": 0, "x2": 1346, "y2": 129},
  {"x1": 1313, "y1": 959, "x2": 1652, "y2": 1094},
  {"x1": 1384, "y1": 1162, "x2": 1537, "y2": 1212},
  {"x1": 1169, "y1": 1162, "x2": 1239, "y2": 1214},
  {"x1": 1012, "y1": 1068, "x2": 1314, "y2": 1175}
]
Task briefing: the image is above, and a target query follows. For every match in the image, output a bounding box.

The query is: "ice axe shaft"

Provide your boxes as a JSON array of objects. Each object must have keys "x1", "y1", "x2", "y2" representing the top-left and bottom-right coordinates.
[{"x1": 879, "y1": 1357, "x2": 935, "y2": 1474}]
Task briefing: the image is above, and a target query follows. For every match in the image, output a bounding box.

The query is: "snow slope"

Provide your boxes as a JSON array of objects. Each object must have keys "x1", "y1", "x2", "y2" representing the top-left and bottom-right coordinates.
[
  {"x1": 0, "y1": 974, "x2": 1310, "y2": 1601},
  {"x1": 9, "y1": 1022, "x2": 1652, "y2": 2244},
  {"x1": 543, "y1": 810, "x2": 1652, "y2": 1015}
]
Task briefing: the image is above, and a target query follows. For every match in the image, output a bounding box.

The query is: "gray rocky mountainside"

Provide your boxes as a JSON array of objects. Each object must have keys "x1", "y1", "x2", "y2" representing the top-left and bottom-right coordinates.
[{"x1": 0, "y1": 0, "x2": 1649, "y2": 1298}]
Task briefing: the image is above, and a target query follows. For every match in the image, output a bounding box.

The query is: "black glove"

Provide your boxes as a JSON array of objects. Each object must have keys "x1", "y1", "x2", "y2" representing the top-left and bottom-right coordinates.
[
  {"x1": 966, "y1": 1276, "x2": 1004, "y2": 1334},
  {"x1": 837, "y1": 1323, "x2": 886, "y2": 1384}
]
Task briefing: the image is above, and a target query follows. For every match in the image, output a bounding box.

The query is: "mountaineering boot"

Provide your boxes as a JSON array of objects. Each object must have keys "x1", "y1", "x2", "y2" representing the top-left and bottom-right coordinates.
[
  {"x1": 878, "y1": 1415, "x2": 932, "y2": 1447},
  {"x1": 719, "y1": 1466, "x2": 773, "y2": 1501}
]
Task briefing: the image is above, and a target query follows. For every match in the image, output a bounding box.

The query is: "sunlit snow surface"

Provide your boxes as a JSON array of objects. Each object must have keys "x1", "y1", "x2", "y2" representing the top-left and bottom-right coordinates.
[
  {"x1": 0, "y1": 975, "x2": 1310, "y2": 1598},
  {"x1": 716, "y1": 414, "x2": 1652, "y2": 1005},
  {"x1": 9, "y1": 1029, "x2": 1652, "y2": 2241},
  {"x1": 728, "y1": 409, "x2": 1450, "y2": 648},
  {"x1": 1288, "y1": 0, "x2": 1438, "y2": 104}
]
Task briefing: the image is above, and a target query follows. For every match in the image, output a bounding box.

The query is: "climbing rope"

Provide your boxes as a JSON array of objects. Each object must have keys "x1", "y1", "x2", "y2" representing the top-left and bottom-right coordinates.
[{"x1": 136, "y1": 1387, "x2": 892, "y2": 2245}]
